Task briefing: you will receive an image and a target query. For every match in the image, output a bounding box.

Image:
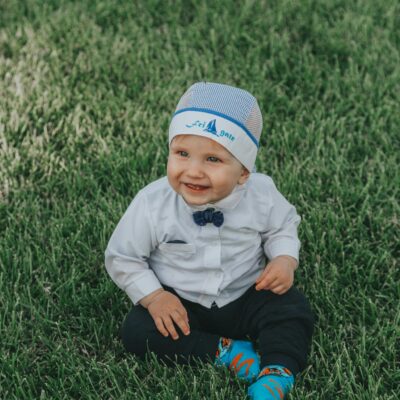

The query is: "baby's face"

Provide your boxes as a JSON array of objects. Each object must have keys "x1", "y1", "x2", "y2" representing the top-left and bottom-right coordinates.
[{"x1": 167, "y1": 135, "x2": 249, "y2": 206}]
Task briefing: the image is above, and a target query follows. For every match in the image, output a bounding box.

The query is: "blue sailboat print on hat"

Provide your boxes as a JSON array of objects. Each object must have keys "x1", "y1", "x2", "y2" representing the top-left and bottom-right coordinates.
[{"x1": 204, "y1": 119, "x2": 217, "y2": 135}]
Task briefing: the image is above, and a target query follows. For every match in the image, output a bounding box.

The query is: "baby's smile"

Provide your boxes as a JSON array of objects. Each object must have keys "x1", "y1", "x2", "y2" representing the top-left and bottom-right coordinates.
[{"x1": 183, "y1": 182, "x2": 210, "y2": 191}]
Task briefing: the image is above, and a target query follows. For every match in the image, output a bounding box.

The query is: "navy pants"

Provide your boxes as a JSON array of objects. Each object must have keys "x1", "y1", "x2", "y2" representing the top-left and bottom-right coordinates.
[{"x1": 122, "y1": 285, "x2": 314, "y2": 375}]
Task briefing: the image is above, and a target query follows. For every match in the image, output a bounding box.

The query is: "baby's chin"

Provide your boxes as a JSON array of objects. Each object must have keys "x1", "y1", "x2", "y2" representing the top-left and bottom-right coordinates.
[
  {"x1": 181, "y1": 196, "x2": 210, "y2": 207},
  {"x1": 181, "y1": 194, "x2": 227, "y2": 207}
]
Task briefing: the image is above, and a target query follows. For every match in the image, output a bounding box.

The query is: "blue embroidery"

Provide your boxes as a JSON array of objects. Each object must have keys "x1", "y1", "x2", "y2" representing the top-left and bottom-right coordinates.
[
  {"x1": 204, "y1": 119, "x2": 217, "y2": 135},
  {"x1": 220, "y1": 130, "x2": 235, "y2": 141},
  {"x1": 185, "y1": 119, "x2": 235, "y2": 142},
  {"x1": 186, "y1": 120, "x2": 206, "y2": 129}
]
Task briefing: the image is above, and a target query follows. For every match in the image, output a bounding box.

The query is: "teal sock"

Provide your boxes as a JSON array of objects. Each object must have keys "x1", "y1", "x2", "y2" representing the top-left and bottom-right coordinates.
[
  {"x1": 248, "y1": 365, "x2": 295, "y2": 400},
  {"x1": 215, "y1": 337, "x2": 260, "y2": 382}
]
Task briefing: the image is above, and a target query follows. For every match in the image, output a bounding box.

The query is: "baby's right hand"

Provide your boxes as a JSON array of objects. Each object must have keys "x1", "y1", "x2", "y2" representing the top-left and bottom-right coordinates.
[{"x1": 143, "y1": 290, "x2": 190, "y2": 340}]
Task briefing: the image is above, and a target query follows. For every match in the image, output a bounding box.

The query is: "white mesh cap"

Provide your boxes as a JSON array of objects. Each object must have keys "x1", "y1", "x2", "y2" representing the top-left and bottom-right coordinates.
[{"x1": 169, "y1": 82, "x2": 263, "y2": 172}]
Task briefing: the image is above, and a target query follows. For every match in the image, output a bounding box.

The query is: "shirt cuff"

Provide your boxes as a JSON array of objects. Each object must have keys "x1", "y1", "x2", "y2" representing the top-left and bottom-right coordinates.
[
  {"x1": 264, "y1": 239, "x2": 300, "y2": 262},
  {"x1": 125, "y1": 274, "x2": 163, "y2": 305}
]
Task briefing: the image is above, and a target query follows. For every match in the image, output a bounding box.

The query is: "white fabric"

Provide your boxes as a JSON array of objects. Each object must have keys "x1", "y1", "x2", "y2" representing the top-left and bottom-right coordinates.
[
  {"x1": 169, "y1": 110, "x2": 258, "y2": 172},
  {"x1": 105, "y1": 173, "x2": 301, "y2": 308}
]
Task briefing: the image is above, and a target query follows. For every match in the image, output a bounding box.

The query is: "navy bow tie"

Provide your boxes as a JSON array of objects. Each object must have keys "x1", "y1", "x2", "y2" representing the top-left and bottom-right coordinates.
[{"x1": 193, "y1": 208, "x2": 224, "y2": 227}]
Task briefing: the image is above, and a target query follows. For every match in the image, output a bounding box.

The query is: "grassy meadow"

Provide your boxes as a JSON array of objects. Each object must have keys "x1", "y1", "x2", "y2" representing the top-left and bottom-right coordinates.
[{"x1": 0, "y1": 0, "x2": 399, "y2": 398}]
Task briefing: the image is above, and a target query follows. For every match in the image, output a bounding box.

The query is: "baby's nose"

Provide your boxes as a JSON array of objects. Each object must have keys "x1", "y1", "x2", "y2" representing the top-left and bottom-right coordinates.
[{"x1": 187, "y1": 160, "x2": 205, "y2": 178}]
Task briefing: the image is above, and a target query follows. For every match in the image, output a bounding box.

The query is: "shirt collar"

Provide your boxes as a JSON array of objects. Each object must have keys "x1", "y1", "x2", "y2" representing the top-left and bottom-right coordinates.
[{"x1": 179, "y1": 182, "x2": 247, "y2": 213}]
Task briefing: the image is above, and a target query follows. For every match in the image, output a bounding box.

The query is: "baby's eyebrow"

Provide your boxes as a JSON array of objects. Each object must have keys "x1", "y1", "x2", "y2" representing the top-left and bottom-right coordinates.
[
  {"x1": 206, "y1": 153, "x2": 221, "y2": 158},
  {"x1": 170, "y1": 143, "x2": 187, "y2": 151},
  {"x1": 207, "y1": 151, "x2": 232, "y2": 159}
]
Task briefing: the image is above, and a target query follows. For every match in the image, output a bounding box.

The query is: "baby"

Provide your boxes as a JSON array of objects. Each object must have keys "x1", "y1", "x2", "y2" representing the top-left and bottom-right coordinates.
[{"x1": 105, "y1": 82, "x2": 314, "y2": 399}]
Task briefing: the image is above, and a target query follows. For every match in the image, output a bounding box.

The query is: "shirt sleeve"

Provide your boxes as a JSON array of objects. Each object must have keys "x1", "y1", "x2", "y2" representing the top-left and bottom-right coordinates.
[
  {"x1": 104, "y1": 191, "x2": 162, "y2": 305},
  {"x1": 261, "y1": 179, "x2": 301, "y2": 262}
]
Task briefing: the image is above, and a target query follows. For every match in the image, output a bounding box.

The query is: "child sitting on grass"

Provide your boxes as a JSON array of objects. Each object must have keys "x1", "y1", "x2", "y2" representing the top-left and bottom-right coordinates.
[{"x1": 105, "y1": 82, "x2": 314, "y2": 399}]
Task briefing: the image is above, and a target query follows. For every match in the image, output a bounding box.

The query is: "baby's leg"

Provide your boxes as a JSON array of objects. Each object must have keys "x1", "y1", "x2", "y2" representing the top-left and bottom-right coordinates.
[
  {"x1": 121, "y1": 301, "x2": 260, "y2": 381},
  {"x1": 241, "y1": 286, "x2": 314, "y2": 399},
  {"x1": 121, "y1": 304, "x2": 219, "y2": 365},
  {"x1": 253, "y1": 287, "x2": 314, "y2": 374}
]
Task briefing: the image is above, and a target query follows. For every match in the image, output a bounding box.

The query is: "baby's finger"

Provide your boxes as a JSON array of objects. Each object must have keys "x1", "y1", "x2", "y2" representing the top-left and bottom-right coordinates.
[
  {"x1": 172, "y1": 310, "x2": 190, "y2": 336},
  {"x1": 256, "y1": 274, "x2": 278, "y2": 291},
  {"x1": 271, "y1": 284, "x2": 288, "y2": 295},
  {"x1": 255, "y1": 278, "x2": 267, "y2": 290},
  {"x1": 154, "y1": 316, "x2": 169, "y2": 337},
  {"x1": 255, "y1": 271, "x2": 271, "y2": 288},
  {"x1": 255, "y1": 267, "x2": 271, "y2": 284},
  {"x1": 176, "y1": 306, "x2": 189, "y2": 324},
  {"x1": 267, "y1": 277, "x2": 285, "y2": 291},
  {"x1": 255, "y1": 271, "x2": 265, "y2": 284},
  {"x1": 255, "y1": 276, "x2": 269, "y2": 290},
  {"x1": 163, "y1": 316, "x2": 179, "y2": 340}
]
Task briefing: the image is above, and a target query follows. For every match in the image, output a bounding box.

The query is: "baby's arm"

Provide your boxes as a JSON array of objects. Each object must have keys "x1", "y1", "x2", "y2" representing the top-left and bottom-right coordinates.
[
  {"x1": 259, "y1": 177, "x2": 301, "y2": 294},
  {"x1": 140, "y1": 289, "x2": 190, "y2": 340},
  {"x1": 105, "y1": 191, "x2": 190, "y2": 339}
]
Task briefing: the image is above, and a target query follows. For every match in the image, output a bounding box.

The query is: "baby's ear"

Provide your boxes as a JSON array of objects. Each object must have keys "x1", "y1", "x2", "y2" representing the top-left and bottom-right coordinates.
[{"x1": 238, "y1": 167, "x2": 250, "y2": 185}]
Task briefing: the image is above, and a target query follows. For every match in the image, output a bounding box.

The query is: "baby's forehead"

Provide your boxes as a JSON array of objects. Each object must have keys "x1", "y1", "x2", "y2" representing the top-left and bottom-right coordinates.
[
  {"x1": 171, "y1": 134, "x2": 225, "y2": 151},
  {"x1": 170, "y1": 134, "x2": 245, "y2": 169}
]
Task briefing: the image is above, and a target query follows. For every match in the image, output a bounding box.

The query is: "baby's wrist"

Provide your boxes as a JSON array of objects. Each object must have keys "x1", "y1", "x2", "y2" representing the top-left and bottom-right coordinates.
[
  {"x1": 139, "y1": 288, "x2": 165, "y2": 308},
  {"x1": 275, "y1": 255, "x2": 298, "y2": 270}
]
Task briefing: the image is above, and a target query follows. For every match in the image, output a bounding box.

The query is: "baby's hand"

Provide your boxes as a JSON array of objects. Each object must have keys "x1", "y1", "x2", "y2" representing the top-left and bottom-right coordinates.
[
  {"x1": 143, "y1": 290, "x2": 190, "y2": 340},
  {"x1": 255, "y1": 255, "x2": 298, "y2": 295}
]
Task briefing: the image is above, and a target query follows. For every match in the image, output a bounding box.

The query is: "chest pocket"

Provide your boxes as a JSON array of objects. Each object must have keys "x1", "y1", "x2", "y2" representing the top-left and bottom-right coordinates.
[{"x1": 158, "y1": 242, "x2": 196, "y2": 258}]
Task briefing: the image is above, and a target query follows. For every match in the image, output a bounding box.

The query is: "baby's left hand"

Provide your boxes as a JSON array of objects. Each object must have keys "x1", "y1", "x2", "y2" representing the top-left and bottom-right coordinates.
[{"x1": 255, "y1": 255, "x2": 298, "y2": 295}]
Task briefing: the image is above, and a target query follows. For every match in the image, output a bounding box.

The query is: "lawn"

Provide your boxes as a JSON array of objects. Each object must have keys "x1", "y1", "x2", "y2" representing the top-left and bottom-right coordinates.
[{"x1": 0, "y1": 0, "x2": 399, "y2": 398}]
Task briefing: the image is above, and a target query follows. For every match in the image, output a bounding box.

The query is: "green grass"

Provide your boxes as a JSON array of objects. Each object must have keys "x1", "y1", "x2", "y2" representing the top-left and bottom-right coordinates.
[{"x1": 1, "y1": 0, "x2": 399, "y2": 398}]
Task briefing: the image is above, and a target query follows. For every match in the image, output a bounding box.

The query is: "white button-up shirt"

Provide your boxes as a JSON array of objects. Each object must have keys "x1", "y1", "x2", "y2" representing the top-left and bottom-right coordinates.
[{"x1": 105, "y1": 173, "x2": 300, "y2": 308}]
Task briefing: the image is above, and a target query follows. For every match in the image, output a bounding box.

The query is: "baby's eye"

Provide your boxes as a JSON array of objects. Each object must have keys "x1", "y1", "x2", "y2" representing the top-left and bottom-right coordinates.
[
  {"x1": 207, "y1": 156, "x2": 221, "y2": 163},
  {"x1": 178, "y1": 151, "x2": 189, "y2": 157}
]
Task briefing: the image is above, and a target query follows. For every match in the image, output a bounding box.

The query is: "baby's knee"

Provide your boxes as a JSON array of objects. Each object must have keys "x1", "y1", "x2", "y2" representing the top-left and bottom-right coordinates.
[
  {"x1": 285, "y1": 287, "x2": 315, "y2": 329},
  {"x1": 121, "y1": 307, "x2": 154, "y2": 358}
]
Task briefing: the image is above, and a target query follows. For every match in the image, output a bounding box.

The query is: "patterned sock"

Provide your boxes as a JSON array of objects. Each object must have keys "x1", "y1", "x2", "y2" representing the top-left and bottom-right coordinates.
[
  {"x1": 215, "y1": 337, "x2": 260, "y2": 382},
  {"x1": 248, "y1": 365, "x2": 294, "y2": 400}
]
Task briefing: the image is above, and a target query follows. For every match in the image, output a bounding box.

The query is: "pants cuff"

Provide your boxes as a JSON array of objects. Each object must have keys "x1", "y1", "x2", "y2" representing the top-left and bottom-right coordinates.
[{"x1": 262, "y1": 353, "x2": 300, "y2": 376}]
